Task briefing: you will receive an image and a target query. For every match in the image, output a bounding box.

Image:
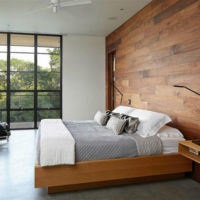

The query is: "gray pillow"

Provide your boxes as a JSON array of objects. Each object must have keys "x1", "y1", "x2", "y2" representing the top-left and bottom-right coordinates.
[
  {"x1": 94, "y1": 111, "x2": 109, "y2": 125},
  {"x1": 106, "y1": 116, "x2": 127, "y2": 135},
  {"x1": 125, "y1": 117, "x2": 139, "y2": 134}
]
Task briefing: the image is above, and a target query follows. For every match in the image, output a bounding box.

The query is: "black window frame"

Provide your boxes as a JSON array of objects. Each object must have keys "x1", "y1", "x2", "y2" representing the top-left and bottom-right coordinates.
[{"x1": 0, "y1": 32, "x2": 62, "y2": 130}]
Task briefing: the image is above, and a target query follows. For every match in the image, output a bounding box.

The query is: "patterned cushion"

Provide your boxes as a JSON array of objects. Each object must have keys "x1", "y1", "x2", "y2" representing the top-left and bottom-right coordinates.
[
  {"x1": 106, "y1": 110, "x2": 123, "y2": 118},
  {"x1": 94, "y1": 111, "x2": 109, "y2": 126},
  {"x1": 125, "y1": 117, "x2": 140, "y2": 134},
  {"x1": 107, "y1": 112, "x2": 139, "y2": 134},
  {"x1": 106, "y1": 116, "x2": 127, "y2": 135}
]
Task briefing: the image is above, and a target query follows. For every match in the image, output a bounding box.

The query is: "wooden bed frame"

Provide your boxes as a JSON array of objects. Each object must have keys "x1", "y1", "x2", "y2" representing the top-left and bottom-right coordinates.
[{"x1": 35, "y1": 153, "x2": 192, "y2": 193}]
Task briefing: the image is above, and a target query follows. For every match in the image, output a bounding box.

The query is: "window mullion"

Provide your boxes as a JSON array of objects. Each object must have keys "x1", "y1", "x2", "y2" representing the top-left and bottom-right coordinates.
[
  {"x1": 60, "y1": 35, "x2": 62, "y2": 119},
  {"x1": 34, "y1": 35, "x2": 38, "y2": 129},
  {"x1": 7, "y1": 33, "x2": 10, "y2": 127}
]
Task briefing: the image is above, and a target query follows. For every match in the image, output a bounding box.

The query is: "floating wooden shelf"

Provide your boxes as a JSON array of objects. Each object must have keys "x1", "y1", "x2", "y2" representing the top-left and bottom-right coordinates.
[{"x1": 179, "y1": 141, "x2": 200, "y2": 164}]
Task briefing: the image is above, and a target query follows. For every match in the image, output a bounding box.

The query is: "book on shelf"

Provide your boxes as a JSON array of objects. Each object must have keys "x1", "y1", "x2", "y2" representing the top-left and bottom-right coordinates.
[{"x1": 189, "y1": 148, "x2": 200, "y2": 156}]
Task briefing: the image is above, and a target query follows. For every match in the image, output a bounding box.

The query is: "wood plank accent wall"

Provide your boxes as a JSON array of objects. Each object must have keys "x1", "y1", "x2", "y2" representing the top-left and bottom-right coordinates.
[{"x1": 106, "y1": 0, "x2": 200, "y2": 139}]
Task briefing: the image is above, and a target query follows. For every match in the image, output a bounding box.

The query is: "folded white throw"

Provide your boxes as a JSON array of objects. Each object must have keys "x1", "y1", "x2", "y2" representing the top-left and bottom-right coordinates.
[{"x1": 37, "y1": 119, "x2": 75, "y2": 167}]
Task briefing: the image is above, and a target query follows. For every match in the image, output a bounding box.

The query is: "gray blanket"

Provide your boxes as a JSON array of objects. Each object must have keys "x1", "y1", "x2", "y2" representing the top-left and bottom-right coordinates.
[
  {"x1": 64, "y1": 120, "x2": 162, "y2": 162},
  {"x1": 129, "y1": 134, "x2": 162, "y2": 156}
]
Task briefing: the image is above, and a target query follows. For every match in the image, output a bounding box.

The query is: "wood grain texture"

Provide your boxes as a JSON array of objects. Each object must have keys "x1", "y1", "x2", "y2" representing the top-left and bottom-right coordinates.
[
  {"x1": 106, "y1": 0, "x2": 200, "y2": 139},
  {"x1": 47, "y1": 173, "x2": 185, "y2": 193},
  {"x1": 35, "y1": 154, "x2": 192, "y2": 189},
  {"x1": 154, "y1": 0, "x2": 198, "y2": 24}
]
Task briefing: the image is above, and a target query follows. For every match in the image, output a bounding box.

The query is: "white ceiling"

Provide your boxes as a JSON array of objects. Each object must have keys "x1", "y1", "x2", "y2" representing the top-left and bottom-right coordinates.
[{"x1": 0, "y1": 0, "x2": 151, "y2": 36}]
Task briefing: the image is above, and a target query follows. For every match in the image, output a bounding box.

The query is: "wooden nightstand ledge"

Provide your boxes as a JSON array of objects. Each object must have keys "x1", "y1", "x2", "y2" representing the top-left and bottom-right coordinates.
[
  {"x1": 179, "y1": 141, "x2": 200, "y2": 164},
  {"x1": 179, "y1": 141, "x2": 200, "y2": 182}
]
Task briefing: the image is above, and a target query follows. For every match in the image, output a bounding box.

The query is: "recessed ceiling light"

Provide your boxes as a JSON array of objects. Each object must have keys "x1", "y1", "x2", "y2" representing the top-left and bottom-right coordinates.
[{"x1": 108, "y1": 17, "x2": 118, "y2": 20}]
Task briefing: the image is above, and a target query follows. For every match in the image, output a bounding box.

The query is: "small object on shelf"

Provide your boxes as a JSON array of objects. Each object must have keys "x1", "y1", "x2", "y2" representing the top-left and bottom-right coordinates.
[
  {"x1": 189, "y1": 148, "x2": 200, "y2": 156},
  {"x1": 192, "y1": 139, "x2": 200, "y2": 146}
]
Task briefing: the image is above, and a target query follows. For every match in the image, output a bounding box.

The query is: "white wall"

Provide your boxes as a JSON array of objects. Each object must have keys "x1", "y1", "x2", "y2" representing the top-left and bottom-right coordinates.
[{"x1": 62, "y1": 35, "x2": 105, "y2": 120}]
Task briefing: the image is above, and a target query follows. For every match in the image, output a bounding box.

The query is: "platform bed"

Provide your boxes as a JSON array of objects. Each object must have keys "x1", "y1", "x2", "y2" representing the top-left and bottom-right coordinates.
[{"x1": 35, "y1": 153, "x2": 192, "y2": 194}]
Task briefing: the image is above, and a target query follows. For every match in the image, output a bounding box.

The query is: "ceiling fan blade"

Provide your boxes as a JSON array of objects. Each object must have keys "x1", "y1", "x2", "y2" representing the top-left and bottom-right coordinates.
[
  {"x1": 22, "y1": 6, "x2": 50, "y2": 17},
  {"x1": 60, "y1": 0, "x2": 92, "y2": 7},
  {"x1": 19, "y1": 0, "x2": 50, "y2": 16}
]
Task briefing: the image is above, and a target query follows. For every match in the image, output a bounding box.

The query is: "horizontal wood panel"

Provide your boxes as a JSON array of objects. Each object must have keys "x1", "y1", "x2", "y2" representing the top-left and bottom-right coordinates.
[
  {"x1": 106, "y1": 0, "x2": 200, "y2": 139},
  {"x1": 48, "y1": 173, "x2": 185, "y2": 193},
  {"x1": 35, "y1": 154, "x2": 192, "y2": 188}
]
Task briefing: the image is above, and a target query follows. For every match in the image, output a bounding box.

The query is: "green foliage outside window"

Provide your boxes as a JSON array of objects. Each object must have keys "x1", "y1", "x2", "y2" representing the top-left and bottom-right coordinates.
[{"x1": 0, "y1": 48, "x2": 60, "y2": 123}]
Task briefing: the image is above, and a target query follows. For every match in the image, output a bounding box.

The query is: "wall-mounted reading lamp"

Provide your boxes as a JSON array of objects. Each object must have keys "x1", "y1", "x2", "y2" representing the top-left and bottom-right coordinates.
[
  {"x1": 173, "y1": 85, "x2": 200, "y2": 96},
  {"x1": 111, "y1": 83, "x2": 124, "y2": 104}
]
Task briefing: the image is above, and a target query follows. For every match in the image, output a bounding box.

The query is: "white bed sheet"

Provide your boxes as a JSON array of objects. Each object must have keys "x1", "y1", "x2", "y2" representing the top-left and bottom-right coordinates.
[
  {"x1": 160, "y1": 137, "x2": 185, "y2": 154},
  {"x1": 157, "y1": 125, "x2": 185, "y2": 154}
]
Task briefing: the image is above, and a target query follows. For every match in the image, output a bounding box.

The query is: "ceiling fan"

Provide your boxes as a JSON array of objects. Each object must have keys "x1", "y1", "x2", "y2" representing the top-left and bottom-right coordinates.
[
  {"x1": 21, "y1": 0, "x2": 92, "y2": 17},
  {"x1": 49, "y1": 0, "x2": 92, "y2": 13}
]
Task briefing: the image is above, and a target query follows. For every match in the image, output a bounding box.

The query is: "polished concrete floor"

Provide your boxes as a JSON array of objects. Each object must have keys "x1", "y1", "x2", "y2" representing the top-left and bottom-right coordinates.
[{"x1": 0, "y1": 130, "x2": 200, "y2": 200}]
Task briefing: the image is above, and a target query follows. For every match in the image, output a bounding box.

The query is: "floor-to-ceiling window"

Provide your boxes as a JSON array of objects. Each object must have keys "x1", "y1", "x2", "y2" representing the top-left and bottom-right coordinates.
[{"x1": 0, "y1": 33, "x2": 62, "y2": 129}]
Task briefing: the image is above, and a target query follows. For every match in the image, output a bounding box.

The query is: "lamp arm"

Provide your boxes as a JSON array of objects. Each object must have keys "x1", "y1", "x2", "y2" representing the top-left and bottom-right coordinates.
[
  {"x1": 173, "y1": 85, "x2": 200, "y2": 96},
  {"x1": 111, "y1": 83, "x2": 124, "y2": 104},
  {"x1": 113, "y1": 84, "x2": 123, "y2": 96}
]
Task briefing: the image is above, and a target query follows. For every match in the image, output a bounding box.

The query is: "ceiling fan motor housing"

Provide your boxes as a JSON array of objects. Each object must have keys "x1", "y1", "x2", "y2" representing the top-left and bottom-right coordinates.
[
  {"x1": 50, "y1": 0, "x2": 92, "y2": 13},
  {"x1": 51, "y1": 0, "x2": 59, "y2": 4},
  {"x1": 50, "y1": 0, "x2": 59, "y2": 13}
]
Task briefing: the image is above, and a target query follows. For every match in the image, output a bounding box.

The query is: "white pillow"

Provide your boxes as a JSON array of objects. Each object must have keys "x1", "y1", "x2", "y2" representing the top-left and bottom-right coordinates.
[
  {"x1": 129, "y1": 109, "x2": 172, "y2": 137},
  {"x1": 112, "y1": 106, "x2": 135, "y2": 115},
  {"x1": 157, "y1": 125, "x2": 184, "y2": 138}
]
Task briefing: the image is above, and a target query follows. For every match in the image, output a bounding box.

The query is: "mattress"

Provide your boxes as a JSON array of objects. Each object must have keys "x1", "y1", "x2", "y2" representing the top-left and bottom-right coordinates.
[
  {"x1": 160, "y1": 137, "x2": 185, "y2": 154},
  {"x1": 158, "y1": 126, "x2": 185, "y2": 154}
]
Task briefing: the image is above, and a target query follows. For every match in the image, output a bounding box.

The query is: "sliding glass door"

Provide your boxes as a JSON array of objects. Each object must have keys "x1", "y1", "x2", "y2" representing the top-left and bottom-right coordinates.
[{"x1": 0, "y1": 33, "x2": 62, "y2": 129}]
